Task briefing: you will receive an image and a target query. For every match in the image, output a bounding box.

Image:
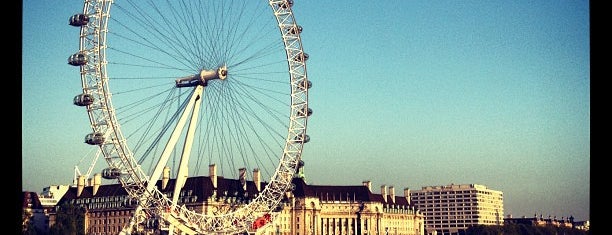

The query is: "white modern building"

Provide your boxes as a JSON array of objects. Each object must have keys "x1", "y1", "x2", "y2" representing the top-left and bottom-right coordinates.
[
  {"x1": 409, "y1": 184, "x2": 504, "y2": 235},
  {"x1": 38, "y1": 184, "x2": 71, "y2": 207}
]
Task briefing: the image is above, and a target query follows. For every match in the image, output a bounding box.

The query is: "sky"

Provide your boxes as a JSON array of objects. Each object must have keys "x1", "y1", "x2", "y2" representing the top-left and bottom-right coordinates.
[{"x1": 22, "y1": 0, "x2": 590, "y2": 222}]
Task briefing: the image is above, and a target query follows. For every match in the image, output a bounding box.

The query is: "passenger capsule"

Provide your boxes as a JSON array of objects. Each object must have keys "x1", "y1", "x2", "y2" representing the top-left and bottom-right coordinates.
[
  {"x1": 73, "y1": 93, "x2": 94, "y2": 106},
  {"x1": 298, "y1": 80, "x2": 312, "y2": 91},
  {"x1": 85, "y1": 132, "x2": 105, "y2": 145},
  {"x1": 101, "y1": 167, "x2": 122, "y2": 179},
  {"x1": 69, "y1": 14, "x2": 89, "y2": 27},
  {"x1": 293, "y1": 52, "x2": 309, "y2": 62},
  {"x1": 297, "y1": 106, "x2": 312, "y2": 117},
  {"x1": 288, "y1": 25, "x2": 302, "y2": 35},
  {"x1": 278, "y1": 0, "x2": 293, "y2": 9},
  {"x1": 293, "y1": 133, "x2": 310, "y2": 144},
  {"x1": 298, "y1": 159, "x2": 305, "y2": 167},
  {"x1": 68, "y1": 52, "x2": 88, "y2": 66}
]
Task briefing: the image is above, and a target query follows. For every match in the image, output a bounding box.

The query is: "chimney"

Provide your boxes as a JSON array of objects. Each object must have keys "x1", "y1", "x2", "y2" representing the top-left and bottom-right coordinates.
[
  {"x1": 381, "y1": 185, "x2": 387, "y2": 203},
  {"x1": 389, "y1": 186, "x2": 395, "y2": 203},
  {"x1": 93, "y1": 173, "x2": 101, "y2": 195},
  {"x1": 77, "y1": 175, "x2": 86, "y2": 197},
  {"x1": 209, "y1": 164, "x2": 217, "y2": 188},
  {"x1": 363, "y1": 180, "x2": 371, "y2": 192},
  {"x1": 404, "y1": 187, "x2": 411, "y2": 205},
  {"x1": 239, "y1": 167, "x2": 247, "y2": 191},
  {"x1": 162, "y1": 166, "x2": 170, "y2": 190},
  {"x1": 253, "y1": 168, "x2": 261, "y2": 192}
]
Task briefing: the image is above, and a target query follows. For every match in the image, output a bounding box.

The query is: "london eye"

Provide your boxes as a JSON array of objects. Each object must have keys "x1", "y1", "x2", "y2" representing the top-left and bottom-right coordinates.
[{"x1": 68, "y1": 0, "x2": 310, "y2": 233}]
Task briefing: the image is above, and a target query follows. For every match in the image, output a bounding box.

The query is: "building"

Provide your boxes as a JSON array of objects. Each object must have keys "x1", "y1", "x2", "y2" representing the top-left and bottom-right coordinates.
[
  {"x1": 258, "y1": 180, "x2": 425, "y2": 235},
  {"x1": 21, "y1": 185, "x2": 73, "y2": 234},
  {"x1": 22, "y1": 191, "x2": 42, "y2": 232},
  {"x1": 38, "y1": 185, "x2": 71, "y2": 207},
  {"x1": 504, "y1": 214, "x2": 589, "y2": 231},
  {"x1": 22, "y1": 191, "x2": 52, "y2": 234},
  {"x1": 409, "y1": 184, "x2": 504, "y2": 235},
  {"x1": 51, "y1": 164, "x2": 425, "y2": 235},
  {"x1": 573, "y1": 220, "x2": 590, "y2": 231}
]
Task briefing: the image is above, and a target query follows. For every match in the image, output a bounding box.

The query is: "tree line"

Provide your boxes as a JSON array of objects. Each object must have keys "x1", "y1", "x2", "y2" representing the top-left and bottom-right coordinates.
[{"x1": 465, "y1": 224, "x2": 590, "y2": 235}]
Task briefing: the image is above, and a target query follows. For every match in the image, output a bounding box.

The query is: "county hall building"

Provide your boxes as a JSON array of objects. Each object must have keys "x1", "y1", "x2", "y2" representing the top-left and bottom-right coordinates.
[{"x1": 51, "y1": 164, "x2": 426, "y2": 235}]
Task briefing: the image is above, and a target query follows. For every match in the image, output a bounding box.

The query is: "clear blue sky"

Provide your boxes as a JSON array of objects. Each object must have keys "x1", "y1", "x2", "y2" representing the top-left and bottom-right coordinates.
[{"x1": 22, "y1": 0, "x2": 590, "y2": 221}]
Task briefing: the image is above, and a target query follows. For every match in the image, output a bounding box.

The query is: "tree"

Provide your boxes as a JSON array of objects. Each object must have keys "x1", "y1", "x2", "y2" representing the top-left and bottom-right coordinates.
[
  {"x1": 22, "y1": 212, "x2": 40, "y2": 235},
  {"x1": 49, "y1": 203, "x2": 86, "y2": 235}
]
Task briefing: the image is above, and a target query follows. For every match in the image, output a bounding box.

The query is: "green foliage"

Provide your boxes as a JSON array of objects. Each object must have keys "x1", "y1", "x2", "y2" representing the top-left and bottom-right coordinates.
[
  {"x1": 22, "y1": 217, "x2": 41, "y2": 235},
  {"x1": 49, "y1": 203, "x2": 86, "y2": 235},
  {"x1": 22, "y1": 209, "x2": 44, "y2": 235}
]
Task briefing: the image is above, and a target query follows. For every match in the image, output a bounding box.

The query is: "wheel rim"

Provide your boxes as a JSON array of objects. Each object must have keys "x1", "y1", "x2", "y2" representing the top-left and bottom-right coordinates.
[{"x1": 70, "y1": 0, "x2": 309, "y2": 233}]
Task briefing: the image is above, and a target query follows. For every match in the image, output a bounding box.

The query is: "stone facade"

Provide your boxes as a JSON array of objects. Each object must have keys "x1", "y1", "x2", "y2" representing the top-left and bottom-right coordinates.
[{"x1": 49, "y1": 169, "x2": 424, "y2": 235}]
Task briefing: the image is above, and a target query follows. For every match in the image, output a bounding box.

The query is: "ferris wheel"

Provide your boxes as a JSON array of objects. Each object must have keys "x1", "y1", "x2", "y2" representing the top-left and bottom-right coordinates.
[{"x1": 67, "y1": 0, "x2": 310, "y2": 234}]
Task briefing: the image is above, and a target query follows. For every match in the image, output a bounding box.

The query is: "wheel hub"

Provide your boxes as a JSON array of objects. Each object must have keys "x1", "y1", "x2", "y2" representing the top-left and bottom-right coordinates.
[{"x1": 175, "y1": 64, "x2": 227, "y2": 87}]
